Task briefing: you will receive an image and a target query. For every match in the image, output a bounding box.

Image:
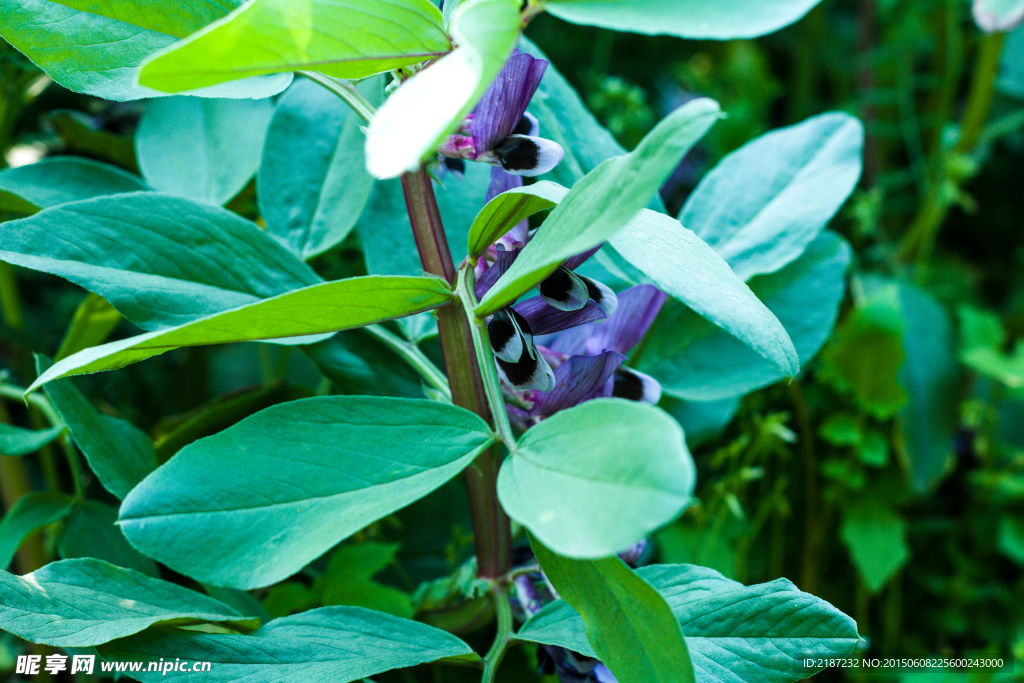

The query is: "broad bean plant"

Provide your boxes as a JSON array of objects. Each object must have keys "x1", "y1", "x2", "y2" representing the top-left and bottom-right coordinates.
[{"x1": 0, "y1": 1, "x2": 868, "y2": 681}]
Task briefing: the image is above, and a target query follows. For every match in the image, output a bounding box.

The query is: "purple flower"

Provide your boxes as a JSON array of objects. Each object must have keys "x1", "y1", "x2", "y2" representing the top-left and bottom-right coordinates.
[{"x1": 438, "y1": 51, "x2": 565, "y2": 184}]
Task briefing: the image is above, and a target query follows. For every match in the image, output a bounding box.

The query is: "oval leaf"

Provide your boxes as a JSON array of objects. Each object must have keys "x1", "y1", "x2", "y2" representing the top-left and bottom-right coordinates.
[
  {"x1": 0, "y1": 0, "x2": 292, "y2": 101},
  {"x1": 38, "y1": 355, "x2": 158, "y2": 500},
  {"x1": 118, "y1": 397, "x2": 494, "y2": 588},
  {"x1": 518, "y1": 562, "x2": 861, "y2": 683},
  {"x1": 0, "y1": 157, "x2": 150, "y2": 214},
  {"x1": 0, "y1": 424, "x2": 64, "y2": 457},
  {"x1": 137, "y1": 0, "x2": 450, "y2": 93},
  {"x1": 638, "y1": 232, "x2": 850, "y2": 401},
  {"x1": 0, "y1": 193, "x2": 321, "y2": 330},
  {"x1": 467, "y1": 181, "x2": 569, "y2": 258},
  {"x1": 0, "y1": 492, "x2": 75, "y2": 569},
  {"x1": 476, "y1": 98, "x2": 721, "y2": 316},
  {"x1": 97, "y1": 606, "x2": 477, "y2": 682},
  {"x1": 365, "y1": 0, "x2": 521, "y2": 179},
  {"x1": 610, "y1": 209, "x2": 800, "y2": 378},
  {"x1": 531, "y1": 541, "x2": 697, "y2": 683},
  {"x1": 499, "y1": 399, "x2": 695, "y2": 558},
  {"x1": 136, "y1": 97, "x2": 275, "y2": 206},
  {"x1": 545, "y1": 0, "x2": 824, "y2": 39},
  {"x1": 0, "y1": 558, "x2": 249, "y2": 647},
  {"x1": 28, "y1": 275, "x2": 453, "y2": 392},
  {"x1": 679, "y1": 113, "x2": 863, "y2": 280},
  {"x1": 259, "y1": 77, "x2": 381, "y2": 259}
]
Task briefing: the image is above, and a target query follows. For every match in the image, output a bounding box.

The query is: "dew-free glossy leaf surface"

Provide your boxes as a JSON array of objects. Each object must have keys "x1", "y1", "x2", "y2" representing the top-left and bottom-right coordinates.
[
  {"x1": 467, "y1": 181, "x2": 569, "y2": 258},
  {"x1": 0, "y1": 424, "x2": 64, "y2": 457},
  {"x1": 499, "y1": 399, "x2": 695, "y2": 558},
  {"x1": 0, "y1": 157, "x2": 149, "y2": 214},
  {"x1": 531, "y1": 541, "x2": 696, "y2": 683},
  {"x1": 477, "y1": 98, "x2": 720, "y2": 315},
  {"x1": 0, "y1": 493, "x2": 74, "y2": 569},
  {"x1": 136, "y1": 97, "x2": 275, "y2": 206},
  {"x1": 29, "y1": 276, "x2": 453, "y2": 391},
  {"x1": 365, "y1": 0, "x2": 520, "y2": 178},
  {"x1": 0, "y1": 193, "x2": 320, "y2": 330},
  {"x1": 610, "y1": 209, "x2": 800, "y2": 378},
  {"x1": 0, "y1": 0, "x2": 292, "y2": 101},
  {"x1": 680, "y1": 113, "x2": 863, "y2": 280},
  {"x1": 119, "y1": 397, "x2": 493, "y2": 588},
  {"x1": 840, "y1": 499, "x2": 910, "y2": 594},
  {"x1": 545, "y1": 0, "x2": 824, "y2": 39},
  {"x1": 97, "y1": 606, "x2": 477, "y2": 682},
  {"x1": 39, "y1": 357, "x2": 157, "y2": 500},
  {"x1": 138, "y1": 0, "x2": 450, "y2": 93},
  {"x1": 637, "y1": 232, "x2": 849, "y2": 400},
  {"x1": 0, "y1": 558, "x2": 248, "y2": 647},
  {"x1": 259, "y1": 77, "x2": 381, "y2": 259},
  {"x1": 518, "y1": 563, "x2": 860, "y2": 683}
]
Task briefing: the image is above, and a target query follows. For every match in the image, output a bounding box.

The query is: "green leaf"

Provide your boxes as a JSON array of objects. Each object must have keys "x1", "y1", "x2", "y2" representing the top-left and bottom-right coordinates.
[
  {"x1": 38, "y1": 355, "x2": 158, "y2": 500},
  {"x1": 818, "y1": 300, "x2": 908, "y2": 419},
  {"x1": 0, "y1": 0, "x2": 292, "y2": 101},
  {"x1": 998, "y1": 24, "x2": 1024, "y2": 98},
  {"x1": 499, "y1": 399, "x2": 694, "y2": 558},
  {"x1": 55, "y1": 293, "x2": 123, "y2": 360},
  {"x1": 365, "y1": 0, "x2": 521, "y2": 178},
  {"x1": 0, "y1": 493, "x2": 74, "y2": 570},
  {"x1": 0, "y1": 423, "x2": 64, "y2": 456},
  {"x1": 0, "y1": 157, "x2": 149, "y2": 214},
  {"x1": 118, "y1": 396, "x2": 494, "y2": 588},
  {"x1": 998, "y1": 515, "x2": 1024, "y2": 564},
  {"x1": 974, "y1": 0, "x2": 1024, "y2": 32},
  {"x1": 0, "y1": 558, "x2": 249, "y2": 647},
  {"x1": 97, "y1": 606, "x2": 477, "y2": 681},
  {"x1": 518, "y1": 562, "x2": 861, "y2": 683},
  {"x1": 636, "y1": 232, "x2": 849, "y2": 400},
  {"x1": 57, "y1": 501, "x2": 160, "y2": 577},
  {"x1": 662, "y1": 396, "x2": 741, "y2": 448},
  {"x1": 530, "y1": 540, "x2": 696, "y2": 683},
  {"x1": 136, "y1": 97, "x2": 275, "y2": 206},
  {"x1": 477, "y1": 98, "x2": 721, "y2": 315},
  {"x1": 47, "y1": 0, "x2": 246, "y2": 38},
  {"x1": 679, "y1": 113, "x2": 863, "y2": 280},
  {"x1": 0, "y1": 193, "x2": 320, "y2": 330},
  {"x1": 544, "y1": 0, "x2": 824, "y2": 39},
  {"x1": 314, "y1": 543, "x2": 413, "y2": 618},
  {"x1": 304, "y1": 330, "x2": 431, "y2": 398},
  {"x1": 466, "y1": 181, "x2": 569, "y2": 258},
  {"x1": 840, "y1": 499, "x2": 910, "y2": 594},
  {"x1": 138, "y1": 0, "x2": 450, "y2": 93},
  {"x1": 29, "y1": 275, "x2": 453, "y2": 391},
  {"x1": 260, "y1": 77, "x2": 383, "y2": 260}
]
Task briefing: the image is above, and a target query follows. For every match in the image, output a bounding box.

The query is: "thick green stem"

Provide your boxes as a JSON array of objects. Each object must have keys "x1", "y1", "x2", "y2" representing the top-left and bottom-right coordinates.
[
  {"x1": 364, "y1": 324, "x2": 451, "y2": 400},
  {"x1": 298, "y1": 71, "x2": 376, "y2": 124},
  {"x1": 482, "y1": 586, "x2": 514, "y2": 683},
  {"x1": 401, "y1": 166, "x2": 512, "y2": 580}
]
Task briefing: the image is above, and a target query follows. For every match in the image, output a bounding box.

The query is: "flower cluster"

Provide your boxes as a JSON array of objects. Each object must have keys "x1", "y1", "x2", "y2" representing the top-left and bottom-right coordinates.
[{"x1": 448, "y1": 50, "x2": 667, "y2": 426}]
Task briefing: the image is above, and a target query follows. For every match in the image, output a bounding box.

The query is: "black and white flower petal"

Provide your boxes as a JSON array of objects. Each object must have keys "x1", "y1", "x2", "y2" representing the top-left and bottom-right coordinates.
[
  {"x1": 493, "y1": 135, "x2": 565, "y2": 176},
  {"x1": 540, "y1": 266, "x2": 590, "y2": 311},
  {"x1": 512, "y1": 112, "x2": 540, "y2": 137},
  {"x1": 611, "y1": 367, "x2": 662, "y2": 405},
  {"x1": 487, "y1": 307, "x2": 533, "y2": 363},
  {"x1": 514, "y1": 296, "x2": 607, "y2": 336},
  {"x1": 579, "y1": 275, "x2": 618, "y2": 316},
  {"x1": 496, "y1": 346, "x2": 556, "y2": 392}
]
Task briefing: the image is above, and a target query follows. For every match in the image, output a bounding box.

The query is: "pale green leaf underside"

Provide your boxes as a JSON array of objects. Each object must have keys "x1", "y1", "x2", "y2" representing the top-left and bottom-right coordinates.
[
  {"x1": 29, "y1": 276, "x2": 453, "y2": 393},
  {"x1": 499, "y1": 400, "x2": 695, "y2": 558},
  {"x1": 610, "y1": 210, "x2": 800, "y2": 377},
  {"x1": 138, "y1": 0, "x2": 451, "y2": 93},
  {"x1": 476, "y1": 98, "x2": 721, "y2": 316},
  {"x1": 0, "y1": 558, "x2": 247, "y2": 647},
  {"x1": 467, "y1": 181, "x2": 569, "y2": 258},
  {"x1": 118, "y1": 397, "x2": 493, "y2": 588},
  {"x1": 545, "y1": 0, "x2": 824, "y2": 39},
  {"x1": 97, "y1": 606, "x2": 477, "y2": 682}
]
